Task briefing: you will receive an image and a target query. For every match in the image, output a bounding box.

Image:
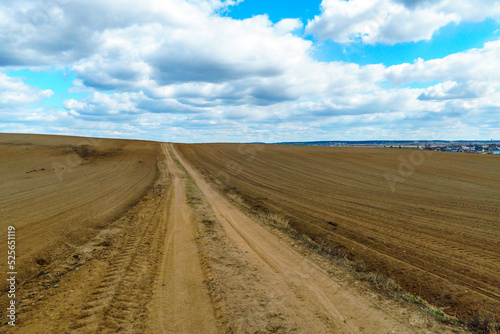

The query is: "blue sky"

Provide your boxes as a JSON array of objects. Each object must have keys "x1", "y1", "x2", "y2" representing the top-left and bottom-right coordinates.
[
  {"x1": 1, "y1": 0, "x2": 500, "y2": 142},
  {"x1": 313, "y1": 19, "x2": 500, "y2": 65},
  {"x1": 6, "y1": 69, "x2": 85, "y2": 107},
  {"x1": 224, "y1": 0, "x2": 322, "y2": 23}
]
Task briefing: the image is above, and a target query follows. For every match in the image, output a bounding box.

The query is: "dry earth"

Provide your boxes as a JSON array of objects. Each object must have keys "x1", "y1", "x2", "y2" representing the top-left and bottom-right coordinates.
[
  {"x1": 0, "y1": 134, "x2": 485, "y2": 333},
  {"x1": 0, "y1": 134, "x2": 158, "y2": 290},
  {"x1": 177, "y1": 143, "x2": 500, "y2": 326}
]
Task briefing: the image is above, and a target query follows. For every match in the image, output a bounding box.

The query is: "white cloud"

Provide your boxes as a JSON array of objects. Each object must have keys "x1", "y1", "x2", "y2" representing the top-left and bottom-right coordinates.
[
  {"x1": 0, "y1": 72, "x2": 53, "y2": 108},
  {"x1": 52, "y1": 0, "x2": 500, "y2": 140},
  {"x1": 385, "y1": 40, "x2": 500, "y2": 85},
  {"x1": 0, "y1": 0, "x2": 499, "y2": 141},
  {"x1": 274, "y1": 18, "x2": 303, "y2": 35},
  {"x1": 306, "y1": 0, "x2": 500, "y2": 44},
  {"x1": 0, "y1": 98, "x2": 71, "y2": 135},
  {"x1": 418, "y1": 81, "x2": 493, "y2": 101}
]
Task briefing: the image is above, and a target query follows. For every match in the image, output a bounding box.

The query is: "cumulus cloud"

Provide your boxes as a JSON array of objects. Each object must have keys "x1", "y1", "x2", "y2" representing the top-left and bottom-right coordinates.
[
  {"x1": 385, "y1": 40, "x2": 500, "y2": 85},
  {"x1": 274, "y1": 18, "x2": 303, "y2": 35},
  {"x1": 0, "y1": 0, "x2": 499, "y2": 141},
  {"x1": 50, "y1": 0, "x2": 500, "y2": 140},
  {"x1": 63, "y1": 91, "x2": 204, "y2": 121},
  {"x1": 306, "y1": 0, "x2": 500, "y2": 44},
  {"x1": 0, "y1": 72, "x2": 53, "y2": 109},
  {"x1": 0, "y1": 0, "x2": 240, "y2": 66},
  {"x1": 418, "y1": 81, "x2": 493, "y2": 101},
  {"x1": 6, "y1": 0, "x2": 320, "y2": 105},
  {"x1": 0, "y1": 72, "x2": 63, "y2": 135}
]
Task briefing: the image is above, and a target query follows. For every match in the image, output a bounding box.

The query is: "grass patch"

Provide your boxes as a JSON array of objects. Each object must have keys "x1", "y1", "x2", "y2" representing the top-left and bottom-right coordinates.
[
  {"x1": 187, "y1": 191, "x2": 202, "y2": 204},
  {"x1": 405, "y1": 294, "x2": 427, "y2": 307},
  {"x1": 227, "y1": 192, "x2": 249, "y2": 210},
  {"x1": 185, "y1": 177, "x2": 216, "y2": 231},
  {"x1": 464, "y1": 314, "x2": 500, "y2": 334},
  {"x1": 257, "y1": 212, "x2": 290, "y2": 231},
  {"x1": 170, "y1": 154, "x2": 187, "y2": 172}
]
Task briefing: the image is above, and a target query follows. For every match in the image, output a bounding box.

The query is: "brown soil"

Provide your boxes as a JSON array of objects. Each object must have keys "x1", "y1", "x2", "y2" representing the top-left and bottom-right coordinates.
[
  {"x1": 0, "y1": 133, "x2": 158, "y2": 290},
  {"x1": 0, "y1": 134, "x2": 481, "y2": 333},
  {"x1": 176, "y1": 143, "x2": 500, "y2": 324},
  {"x1": 0, "y1": 137, "x2": 219, "y2": 332},
  {"x1": 173, "y1": 144, "x2": 466, "y2": 333},
  {"x1": 146, "y1": 144, "x2": 219, "y2": 333}
]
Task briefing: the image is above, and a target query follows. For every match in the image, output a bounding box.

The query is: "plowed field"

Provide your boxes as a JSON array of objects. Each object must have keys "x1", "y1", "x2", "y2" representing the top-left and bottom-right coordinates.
[
  {"x1": 0, "y1": 133, "x2": 159, "y2": 287},
  {"x1": 0, "y1": 134, "x2": 489, "y2": 332},
  {"x1": 176, "y1": 143, "x2": 500, "y2": 321}
]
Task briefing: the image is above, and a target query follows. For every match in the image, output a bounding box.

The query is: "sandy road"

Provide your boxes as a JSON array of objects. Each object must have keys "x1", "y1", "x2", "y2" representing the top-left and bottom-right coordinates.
[
  {"x1": 177, "y1": 143, "x2": 500, "y2": 320},
  {"x1": 171, "y1": 144, "x2": 419, "y2": 334},
  {"x1": 1, "y1": 142, "x2": 219, "y2": 333},
  {"x1": 148, "y1": 144, "x2": 219, "y2": 333},
  {"x1": 1, "y1": 138, "x2": 463, "y2": 333}
]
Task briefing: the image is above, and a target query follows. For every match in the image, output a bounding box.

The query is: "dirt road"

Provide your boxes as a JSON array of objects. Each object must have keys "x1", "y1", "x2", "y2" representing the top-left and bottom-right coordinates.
[
  {"x1": 171, "y1": 144, "x2": 458, "y2": 333},
  {"x1": 147, "y1": 144, "x2": 219, "y2": 333},
  {"x1": 1, "y1": 141, "x2": 220, "y2": 333},
  {"x1": 177, "y1": 143, "x2": 500, "y2": 322},
  {"x1": 1, "y1": 137, "x2": 465, "y2": 333}
]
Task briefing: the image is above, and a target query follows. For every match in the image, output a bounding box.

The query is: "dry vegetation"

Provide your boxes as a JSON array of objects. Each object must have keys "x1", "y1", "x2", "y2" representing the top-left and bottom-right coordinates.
[{"x1": 177, "y1": 143, "x2": 500, "y2": 329}]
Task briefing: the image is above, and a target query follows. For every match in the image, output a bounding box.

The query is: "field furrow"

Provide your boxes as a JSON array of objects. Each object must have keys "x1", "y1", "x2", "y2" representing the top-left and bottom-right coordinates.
[{"x1": 176, "y1": 143, "x2": 500, "y2": 321}]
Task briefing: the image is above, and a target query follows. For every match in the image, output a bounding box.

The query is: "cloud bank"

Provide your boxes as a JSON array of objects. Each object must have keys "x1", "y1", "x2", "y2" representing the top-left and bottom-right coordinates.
[
  {"x1": 306, "y1": 0, "x2": 500, "y2": 44},
  {"x1": 0, "y1": 0, "x2": 499, "y2": 141}
]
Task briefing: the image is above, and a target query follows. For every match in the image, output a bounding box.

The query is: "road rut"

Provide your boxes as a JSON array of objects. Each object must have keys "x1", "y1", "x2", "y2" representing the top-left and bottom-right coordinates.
[
  {"x1": 148, "y1": 144, "x2": 219, "y2": 333},
  {"x1": 172, "y1": 144, "x2": 418, "y2": 334}
]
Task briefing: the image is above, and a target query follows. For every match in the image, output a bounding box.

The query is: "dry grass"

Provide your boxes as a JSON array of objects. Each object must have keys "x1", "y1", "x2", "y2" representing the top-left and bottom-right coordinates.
[
  {"x1": 220, "y1": 188, "x2": 475, "y2": 332},
  {"x1": 257, "y1": 212, "x2": 290, "y2": 230},
  {"x1": 464, "y1": 315, "x2": 500, "y2": 334},
  {"x1": 224, "y1": 191, "x2": 290, "y2": 231},
  {"x1": 227, "y1": 192, "x2": 250, "y2": 210}
]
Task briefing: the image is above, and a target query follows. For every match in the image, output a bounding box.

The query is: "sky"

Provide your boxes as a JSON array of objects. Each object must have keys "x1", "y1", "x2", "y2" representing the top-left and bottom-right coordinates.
[{"x1": 1, "y1": 0, "x2": 500, "y2": 143}]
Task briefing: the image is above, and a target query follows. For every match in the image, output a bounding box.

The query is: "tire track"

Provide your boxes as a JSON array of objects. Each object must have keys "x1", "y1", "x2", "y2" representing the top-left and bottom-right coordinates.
[
  {"x1": 72, "y1": 157, "x2": 170, "y2": 333},
  {"x1": 172, "y1": 143, "x2": 417, "y2": 334},
  {"x1": 146, "y1": 144, "x2": 219, "y2": 333},
  {"x1": 176, "y1": 143, "x2": 500, "y2": 320}
]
